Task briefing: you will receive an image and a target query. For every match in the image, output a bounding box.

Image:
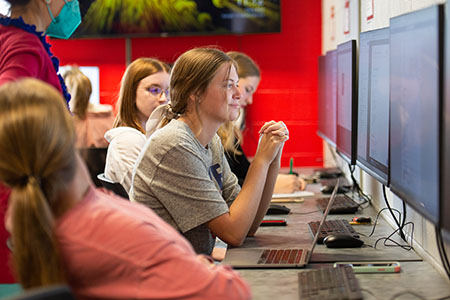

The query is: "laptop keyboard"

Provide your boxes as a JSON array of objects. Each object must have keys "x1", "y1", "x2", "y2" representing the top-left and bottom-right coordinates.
[
  {"x1": 316, "y1": 195, "x2": 359, "y2": 214},
  {"x1": 298, "y1": 265, "x2": 363, "y2": 300},
  {"x1": 308, "y1": 219, "x2": 359, "y2": 244},
  {"x1": 257, "y1": 249, "x2": 305, "y2": 265}
]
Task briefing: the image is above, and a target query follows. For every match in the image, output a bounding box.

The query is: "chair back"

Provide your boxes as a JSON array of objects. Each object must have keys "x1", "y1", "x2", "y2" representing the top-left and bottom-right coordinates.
[
  {"x1": 97, "y1": 173, "x2": 129, "y2": 199},
  {"x1": 78, "y1": 148, "x2": 107, "y2": 187}
]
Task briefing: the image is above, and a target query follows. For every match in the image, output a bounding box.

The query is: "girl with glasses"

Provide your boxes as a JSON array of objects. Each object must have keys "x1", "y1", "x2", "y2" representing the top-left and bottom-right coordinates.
[{"x1": 104, "y1": 57, "x2": 170, "y2": 193}]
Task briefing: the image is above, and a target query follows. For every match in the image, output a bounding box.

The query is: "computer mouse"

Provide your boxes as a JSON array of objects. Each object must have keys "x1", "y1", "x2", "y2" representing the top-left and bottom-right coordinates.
[
  {"x1": 323, "y1": 234, "x2": 364, "y2": 248},
  {"x1": 321, "y1": 185, "x2": 350, "y2": 194},
  {"x1": 266, "y1": 204, "x2": 291, "y2": 215}
]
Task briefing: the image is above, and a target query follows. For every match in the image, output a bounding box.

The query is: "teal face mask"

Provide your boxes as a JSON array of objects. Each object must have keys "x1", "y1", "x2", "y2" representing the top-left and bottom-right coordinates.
[{"x1": 46, "y1": 0, "x2": 81, "y2": 39}]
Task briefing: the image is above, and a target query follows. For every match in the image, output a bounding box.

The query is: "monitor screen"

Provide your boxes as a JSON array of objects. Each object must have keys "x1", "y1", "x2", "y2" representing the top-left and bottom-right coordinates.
[
  {"x1": 389, "y1": 5, "x2": 442, "y2": 225},
  {"x1": 72, "y1": 0, "x2": 281, "y2": 38},
  {"x1": 356, "y1": 28, "x2": 390, "y2": 185},
  {"x1": 336, "y1": 40, "x2": 358, "y2": 165},
  {"x1": 317, "y1": 52, "x2": 337, "y2": 147},
  {"x1": 442, "y1": 2, "x2": 450, "y2": 241}
]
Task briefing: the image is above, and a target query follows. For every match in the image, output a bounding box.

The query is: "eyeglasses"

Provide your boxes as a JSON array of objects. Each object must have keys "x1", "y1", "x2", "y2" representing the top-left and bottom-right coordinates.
[{"x1": 147, "y1": 86, "x2": 169, "y2": 99}]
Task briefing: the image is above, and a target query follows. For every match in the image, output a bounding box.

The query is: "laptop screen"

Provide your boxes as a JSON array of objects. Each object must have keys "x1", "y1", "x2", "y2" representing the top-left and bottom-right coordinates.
[{"x1": 305, "y1": 179, "x2": 340, "y2": 263}]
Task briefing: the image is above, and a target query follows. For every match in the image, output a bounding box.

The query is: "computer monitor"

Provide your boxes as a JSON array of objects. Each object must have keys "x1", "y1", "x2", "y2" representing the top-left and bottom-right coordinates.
[
  {"x1": 441, "y1": 2, "x2": 450, "y2": 242},
  {"x1": 336, "y1": 40, "x2": 358, "y2": 165},
  {"x1": 356, "y1": 28, "x2": 390, "y2": 186},
  {"x1": 389, "y1": 4, "x2": 443, "y2": 225},
  {"x1": 317, "y1": 53, "x2": 337, "y2": 147}
]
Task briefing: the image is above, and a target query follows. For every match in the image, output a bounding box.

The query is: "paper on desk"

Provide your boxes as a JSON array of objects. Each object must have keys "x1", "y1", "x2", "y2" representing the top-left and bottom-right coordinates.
[
  {"x1": 272, "y1": 190, "x2": 314, "y2": 199},
  {"x1": 271, "y1": 190, "x2": 314, "y2": 202}
]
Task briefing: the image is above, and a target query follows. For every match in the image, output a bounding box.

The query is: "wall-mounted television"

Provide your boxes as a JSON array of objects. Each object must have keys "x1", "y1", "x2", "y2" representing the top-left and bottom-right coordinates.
[{"x1": 72, "y1": 0, "x2": 281, "y2": 39}]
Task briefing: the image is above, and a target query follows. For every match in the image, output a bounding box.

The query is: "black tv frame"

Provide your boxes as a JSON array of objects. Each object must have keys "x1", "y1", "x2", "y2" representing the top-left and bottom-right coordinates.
[
  {"x1": 356, "y1": 28, "x2": 390, "y2": 186},
  {"x1": 336, "y1": 39, "x2": 358, "y2": 165},
  {"x1": 441, "y1": 2, "x2": 450, "y2": 241},
  {"x1": 71, "y1": 0, "x2": 281, "y2": 39}
]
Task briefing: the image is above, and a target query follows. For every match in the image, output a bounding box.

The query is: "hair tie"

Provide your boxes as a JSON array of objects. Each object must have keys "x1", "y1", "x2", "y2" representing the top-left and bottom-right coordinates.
[
  {"x1": 166, "y1": 104, "x2": 180, "y2": 120},
  {"x1": 27, "y1": 175, "x2": 42, "y2": 188}
]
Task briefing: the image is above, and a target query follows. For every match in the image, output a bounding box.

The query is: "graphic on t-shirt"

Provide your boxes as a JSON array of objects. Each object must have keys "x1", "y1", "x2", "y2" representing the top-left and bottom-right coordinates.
[{"x1": 209, "y1": 163, "x2": 223, "y2": 190}]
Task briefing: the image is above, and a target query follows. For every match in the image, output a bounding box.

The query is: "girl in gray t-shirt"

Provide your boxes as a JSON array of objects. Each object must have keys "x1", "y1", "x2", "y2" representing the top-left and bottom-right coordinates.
[{"x1": 132, "y1": 48, "x2": 290, "y2": 255}]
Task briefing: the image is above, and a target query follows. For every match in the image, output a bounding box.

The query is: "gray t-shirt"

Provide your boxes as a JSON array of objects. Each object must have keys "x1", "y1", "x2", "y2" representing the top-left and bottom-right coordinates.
[{"x1": 131, "y1": 119, "x2": 241, "y2": 254}]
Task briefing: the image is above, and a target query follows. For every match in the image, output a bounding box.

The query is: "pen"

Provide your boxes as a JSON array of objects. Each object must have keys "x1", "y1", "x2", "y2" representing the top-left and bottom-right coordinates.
[{"x1": 289, "y1": 157, "x2": 294, "y2": 174}]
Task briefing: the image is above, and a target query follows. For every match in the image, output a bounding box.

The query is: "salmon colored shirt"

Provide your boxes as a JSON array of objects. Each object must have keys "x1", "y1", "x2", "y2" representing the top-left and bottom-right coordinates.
[{"x1": 56, "y1": 188, "x2": 251, "y2": 300}]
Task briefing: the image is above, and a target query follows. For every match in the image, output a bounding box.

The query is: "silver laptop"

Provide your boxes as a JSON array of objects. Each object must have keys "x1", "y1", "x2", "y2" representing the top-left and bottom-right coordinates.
[{"x1": 222, "y1": 180, "x2": 340, "y2": 268}]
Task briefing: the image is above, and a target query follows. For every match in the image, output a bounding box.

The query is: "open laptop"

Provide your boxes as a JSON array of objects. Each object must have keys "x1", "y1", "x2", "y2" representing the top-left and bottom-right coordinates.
[{"x1": 222, "y1": 180, "x2": 340, "y2": 268}]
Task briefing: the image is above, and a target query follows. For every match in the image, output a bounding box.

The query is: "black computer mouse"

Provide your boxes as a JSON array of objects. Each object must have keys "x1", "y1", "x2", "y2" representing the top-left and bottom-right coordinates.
[
  {"x1": 323, "y1": 234, "x2": 364, "y2": 248},
  {"x1": 266, "y1": 204, "x2": 291, "y2": 215},
  {"x1": 321, "y1": 185, "x2": 350, "y2": 194}
]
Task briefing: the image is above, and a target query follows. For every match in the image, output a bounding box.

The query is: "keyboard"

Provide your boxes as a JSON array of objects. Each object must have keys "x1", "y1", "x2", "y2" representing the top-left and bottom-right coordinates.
[
  {"x1": 258, "y1": 249, "x2": 305, "y2": 265},
  {"x1": 316, "y1": 195, "x2": 359, "y2": 214},
  {"x1": 308, "y1": 219, "x2": 359, "y2": 244},
  {"x1": 298, "y1": 265, "x2": 363, "y2": 300}
]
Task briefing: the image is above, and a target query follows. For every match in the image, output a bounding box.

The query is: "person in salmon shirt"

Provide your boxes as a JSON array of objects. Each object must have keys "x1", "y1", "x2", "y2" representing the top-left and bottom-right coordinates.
[{"x1": 0, "y1": 78, "x2": 251, "y2": 300}]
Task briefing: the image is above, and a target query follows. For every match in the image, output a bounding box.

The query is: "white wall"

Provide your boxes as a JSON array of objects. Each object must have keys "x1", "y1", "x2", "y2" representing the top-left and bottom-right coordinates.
[
  {"x1": 321, "y1": 0, "x2": 450, "y2": 278},
  {"x1": 0, "y1": 0, "x2": 9, "y2": 16}
]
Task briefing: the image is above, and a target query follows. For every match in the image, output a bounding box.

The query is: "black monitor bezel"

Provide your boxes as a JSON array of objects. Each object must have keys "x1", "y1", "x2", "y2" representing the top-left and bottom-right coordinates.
[
  {"x1": 336, "y1": 39, "x2": 358, "y2": 165},
  {"x1": 70, "y1": 0, "x2": 282, "y2": 39},
  {"x1": 356, "y1": 28, "x2": 390, "y2": 186},
  {"x1": 389, "y1": 4, "x2": 443, "y2": 226},
  {"x1": 440, "y1": 2, "x2": 450, "y2": 241}
]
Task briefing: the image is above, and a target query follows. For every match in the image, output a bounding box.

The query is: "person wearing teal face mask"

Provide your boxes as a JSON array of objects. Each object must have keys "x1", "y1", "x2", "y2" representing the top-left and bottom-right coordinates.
[
  {"x1": 0, "y1": 0, "x2": 81, "y2": 284},
  {"x1": 45, "y1": 0, "x2": 81, "y2": 39}
]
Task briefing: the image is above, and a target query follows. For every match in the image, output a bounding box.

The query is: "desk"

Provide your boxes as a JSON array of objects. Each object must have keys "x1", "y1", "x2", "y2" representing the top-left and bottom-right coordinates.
[
  {"x1": 238, "y1": 194, "x2": 421, "y2": 262},
  {"x1": 223, "y1": 192, "x2": 450, "y2": 299},
  {"x1": 237, "y1": 262, "x2": 450, "y2": 300}
]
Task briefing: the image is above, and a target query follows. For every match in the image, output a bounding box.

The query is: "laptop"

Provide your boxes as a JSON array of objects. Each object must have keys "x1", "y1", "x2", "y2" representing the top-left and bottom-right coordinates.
[{"x1": 222, "y1": 180, "x2": 339, "y2": 268}]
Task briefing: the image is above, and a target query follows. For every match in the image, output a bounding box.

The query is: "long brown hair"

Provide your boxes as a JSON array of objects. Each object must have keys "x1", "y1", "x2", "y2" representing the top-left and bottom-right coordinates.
[
  {"x1": 218, "y1": 52, "x2": 261, "y2": 154},
  {"x1": 114, "y1": 57, "x2": 170, "y2": 134},
  {"x1": 63, "y1": 66, "x2": 92, "y2": 120},
  {"x1": 0, "y1": 79, "x2": 77, "y2": 288},
  {"x1": 159, "y1": 47, "x2": 235, "y2": 128}
]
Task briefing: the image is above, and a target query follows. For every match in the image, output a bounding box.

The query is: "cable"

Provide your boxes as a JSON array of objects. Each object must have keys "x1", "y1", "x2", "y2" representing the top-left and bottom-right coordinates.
[
  {"x1": 435, "y1": 227, "x2": 450, "y2": 279},
  {"x1": 348, "y1": 164, "x2": 372, "y2": 207},
  {"x1": 401, "y1": 200, "x2": 407, "y2": 238},
  {"x1": 367, "y1": 207, "x2": 402, "y2": 237},
  {"x1": 388, "y1": 291, "x2": 426, "y2": 300},
  {"x1": 360, "y1": 288, "x2": 380, "y2": 300},
  {"x1": 373, "y1": 222, "x2": 414, "y2": 251},
  {"x1": 382, "y1": 185, "x2": 407, "y2": 242}
]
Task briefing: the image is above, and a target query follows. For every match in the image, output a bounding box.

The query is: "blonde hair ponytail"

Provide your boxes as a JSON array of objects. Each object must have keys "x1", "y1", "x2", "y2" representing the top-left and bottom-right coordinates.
[
  {"x1": 0, "y1": 79, "x2": 77, "y2": 288},
  {"x1": 11, "y1": 181, "x2": 63, "y2": 288}
]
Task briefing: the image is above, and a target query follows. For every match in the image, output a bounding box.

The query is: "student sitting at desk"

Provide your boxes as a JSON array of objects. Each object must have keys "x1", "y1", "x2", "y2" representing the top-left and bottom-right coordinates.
[
  {"x1": 104, "y1": 57, "x2": 170, "y2": 192},
  {"x1": 0, "y1": 78, "x2": 251, "y2": 300},
  {"x1": 132, "y1": 47, "x2": 289, "y2": 255},
  {"x1": 217, "y1": 51, "x2": 306, "y2": 193}
]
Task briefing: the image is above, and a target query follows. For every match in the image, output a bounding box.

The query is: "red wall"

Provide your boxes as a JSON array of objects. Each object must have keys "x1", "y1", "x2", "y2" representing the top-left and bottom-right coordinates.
[{"x1": 51, "y1": 1, "x2": 323, "y2": 167}]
